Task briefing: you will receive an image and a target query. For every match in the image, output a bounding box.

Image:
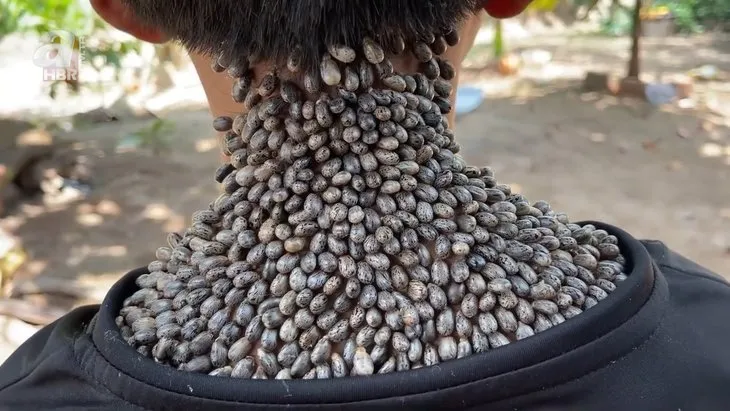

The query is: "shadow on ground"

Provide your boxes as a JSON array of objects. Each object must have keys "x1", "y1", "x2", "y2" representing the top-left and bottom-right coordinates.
[
  {"x1": 456, "y1": 82, "x2": 730, "y2": 277},
  {"x1": 1, "y1": 109, "x2": 220, "y2": 317}
]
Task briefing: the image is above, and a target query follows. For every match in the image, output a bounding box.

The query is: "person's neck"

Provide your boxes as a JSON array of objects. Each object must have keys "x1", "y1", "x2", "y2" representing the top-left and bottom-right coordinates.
[{"x1": 210, "y1": 54, "x2": 433, "y2": 163}]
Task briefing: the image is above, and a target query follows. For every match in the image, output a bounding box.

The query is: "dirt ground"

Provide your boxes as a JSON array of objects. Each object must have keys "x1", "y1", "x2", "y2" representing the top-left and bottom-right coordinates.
[{"x1": 1, "y1": 32, "x2": 729, "y2": 360}]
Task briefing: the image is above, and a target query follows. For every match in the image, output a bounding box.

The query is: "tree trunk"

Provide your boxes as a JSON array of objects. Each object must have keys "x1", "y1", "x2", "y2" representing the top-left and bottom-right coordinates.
[
  {"x1": 493, "y1": 19, "x2": 504, "y2": 59},
  {"x1": 627, "y1": 0, "x2": 642, "y2": 78}
]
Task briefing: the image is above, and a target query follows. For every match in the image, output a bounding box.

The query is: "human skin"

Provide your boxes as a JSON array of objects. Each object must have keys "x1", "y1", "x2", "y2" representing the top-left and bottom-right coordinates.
[
  {"x1": 90, "y1": 0, "x2": 484, "y2": 159},
  {"x1": 187, "y1": 13, "x2": 485, "y2": 125},
  {"x1": 191, "y1": 13, "x2": 482, "y2": 161}
]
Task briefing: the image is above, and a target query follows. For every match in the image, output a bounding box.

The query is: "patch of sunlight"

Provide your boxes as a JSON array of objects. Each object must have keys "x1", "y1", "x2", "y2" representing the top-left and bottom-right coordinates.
[
  {"x1": 656, "y1": 49, "x2": 674, "y2": 62},
  {"x1": 22, "y1": 260, "x2": 48, "y2": 277},
  {"x1": 667, "y1": 161, "x2": 684, "y2": 172},
  {"x1": 580, "y1": 92, "x2": 602, "y2": 102},
  {"x1": 1, "y1": 215, "x2": 25, "y2": 231},
  {"x1": 164, "y1": 215, "x2": 186, "y2": 233},
  {"x1": 142, "y1": 203, "x2": 172, "y2": 221},
  {"x1": 195, "y1": 137, "x2": 219, "y2": 153},
  {"x1": 95, "y1": 199, "x2": 121, "y2": 216},
  {"x1": 514, "y1": 81, "x2": 535, "y2": 98},
  {"x1": 699, "y1": 142, "x2": 724, "y2": 158},
  {"x1": 77, "y1": 271, "x2": 129, "y2": 287},
  {"x1": 0, "y1": 316, "x2": 40, "y2": 346},
  {"x1": 696, "y1": 48, "x2": 730, "y2": 62},
  {"x1": 66, "y1": 244, "x2": 128, "y2": 267},
  {"x1": 76, "y1": 203, "x2": 94, "y2": 214},
  {"x1": 99, "y1": 245, "x2": 128, "y2": 258},
  {"x1": 477, "y1": 77, "x2": 519, "y2": 98},
  {"x1": 76, "y1": 213, "x2": 104, "y2": 227},
  {"x1": 590, "y1": 132, "x2": 607, "y2": 143},
  {"x1": 15, "y1": 128, "x2": 53, "y2": 147},
  {"x1": 186, "y1": 186, "x2": 204, "y2": 196},
  {"x1": 20, "y1": 274, "x2": 109, "y2": 303},
  {"x1": 19, "y1": 204, "x2": 47, "y2": 218}
]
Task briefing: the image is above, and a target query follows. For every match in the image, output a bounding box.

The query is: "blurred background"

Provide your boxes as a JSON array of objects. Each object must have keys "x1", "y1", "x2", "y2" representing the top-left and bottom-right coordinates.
[{"x1": 0, "y1": 0, "x2": 728, "y2": 362}]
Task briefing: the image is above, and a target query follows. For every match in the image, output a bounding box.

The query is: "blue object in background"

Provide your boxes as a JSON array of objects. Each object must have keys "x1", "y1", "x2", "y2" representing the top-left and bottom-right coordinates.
[
  {"x1": 455, "y1": 86, "x2": 484, "y2": 116},
  {"x1": 644, "y1": 83, "x2": 677, "y2": 107}
]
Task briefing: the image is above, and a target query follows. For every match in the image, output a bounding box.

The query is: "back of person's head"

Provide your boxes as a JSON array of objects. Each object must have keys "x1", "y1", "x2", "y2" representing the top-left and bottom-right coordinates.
[
  {"x1": 121, "y1": 0, "x2": 478, "y2": 73},
  {"x1": 110, "y1": 0, "x2": 629, "y2": 379}
]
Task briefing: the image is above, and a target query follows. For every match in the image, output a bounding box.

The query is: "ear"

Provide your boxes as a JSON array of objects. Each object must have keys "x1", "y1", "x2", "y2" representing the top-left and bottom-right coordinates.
[{"x1": 90, "y1": 0, "x2": 168, "y2": 43}]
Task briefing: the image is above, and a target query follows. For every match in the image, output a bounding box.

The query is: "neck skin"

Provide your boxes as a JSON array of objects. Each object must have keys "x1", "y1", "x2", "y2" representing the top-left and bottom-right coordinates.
[{"x1": 187, "y1": 12, "x2": 484, "y2": 161}]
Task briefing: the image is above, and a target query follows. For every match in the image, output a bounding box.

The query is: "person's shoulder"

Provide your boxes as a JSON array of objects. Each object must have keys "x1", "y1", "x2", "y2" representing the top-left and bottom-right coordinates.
[
  {"x1": 0, "y1": 305, "x2": 134, "y2": 410},
  {"x1": 640, "y1": 239, "x2": 729, "y2": 287}
]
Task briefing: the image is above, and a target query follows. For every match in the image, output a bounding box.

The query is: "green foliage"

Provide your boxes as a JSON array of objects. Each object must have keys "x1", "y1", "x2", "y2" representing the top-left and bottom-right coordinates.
[
  {"x1": 0, "y1": 0, "x2": 142, "y2": 99},
  {"x1": 600, "y1": 6, "x2": 633, "y2": 36},
  {"x1": 0, "y1": 0, "x2": 93, "y2": 38},
  {"x1": 526, "y1": 0, "x2": 561, "y2": 11},
  {"x1": 654, "y1": 0, "x2": 702, "y2": 33},
  {"x1": 655, "y1": 0, "x2": 730, "y2": 32},
  {"x1": 691, "y1": 0, "x2": 730, "y2": 26},
  {"x1": 594, "y1": 0, "x2": 730, "y2": 35},
  {"x1": 0, "y1": 0, "x2": 27, "y2": 40}
]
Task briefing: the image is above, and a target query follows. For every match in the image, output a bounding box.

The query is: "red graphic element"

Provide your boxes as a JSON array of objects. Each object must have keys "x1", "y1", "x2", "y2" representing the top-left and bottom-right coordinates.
[{"x1": 483, "y1": 0, "x2": 533, "y2": 19}]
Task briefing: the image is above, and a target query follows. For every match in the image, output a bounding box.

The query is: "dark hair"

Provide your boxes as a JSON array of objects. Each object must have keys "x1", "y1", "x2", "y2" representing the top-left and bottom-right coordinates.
[{"x1": 123, "y1": 0, "x2": 478, "y2": 72}]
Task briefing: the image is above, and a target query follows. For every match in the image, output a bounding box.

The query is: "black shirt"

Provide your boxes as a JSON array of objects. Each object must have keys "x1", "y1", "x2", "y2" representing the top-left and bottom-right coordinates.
[{"x1": 1, "y1": 222, "x2": 730, "y2": 411}]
